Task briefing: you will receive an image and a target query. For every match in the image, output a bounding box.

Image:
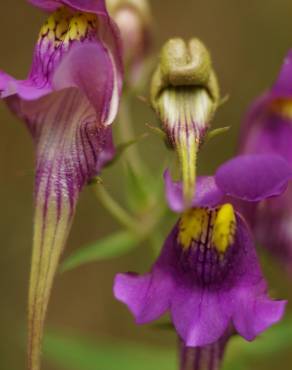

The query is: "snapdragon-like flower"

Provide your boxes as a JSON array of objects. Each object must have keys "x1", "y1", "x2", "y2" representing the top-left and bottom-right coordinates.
[
  {"x1": 239, "y1": 51, "x2": 292, "y2": 270},
  {"x1": 114, "y1": 155, "x2": 290, "y2": 369},
  {"x1": 106, "y1": 0, "x2": 152, "y2": 85},
  {"x1": 151, "y1": 38, "x2": 220, "y2": 206},
  {"x1": 0, "y1": 1, "x2": 122, "y2": 369}
]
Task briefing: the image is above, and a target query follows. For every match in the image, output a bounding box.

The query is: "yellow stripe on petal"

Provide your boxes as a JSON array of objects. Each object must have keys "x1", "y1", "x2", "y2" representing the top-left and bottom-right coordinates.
[
  {"x1": 178, "y1": 208, "x2": 209, "y2": 249},
  {"x1": 39, "y1": 7, "x2": 98, "y2": 45},
  {"x1": 178, "y1": 204, "x2": 236, "y2": 255},
  {"x1": 212, "y1": 203, "x2": 236, "y2": 254}
]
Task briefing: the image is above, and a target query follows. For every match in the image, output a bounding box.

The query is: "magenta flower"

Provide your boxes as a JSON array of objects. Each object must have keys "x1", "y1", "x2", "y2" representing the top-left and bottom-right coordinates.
[
  {"x1": 239, "y1": 51, "x2": 292, "y2": 270},
  {"x1": 114, "y1": 155, "x2": 289, "y2": 352},
  {"x1": 0, "y1": 1, "x2": 122, "y2": 369}
]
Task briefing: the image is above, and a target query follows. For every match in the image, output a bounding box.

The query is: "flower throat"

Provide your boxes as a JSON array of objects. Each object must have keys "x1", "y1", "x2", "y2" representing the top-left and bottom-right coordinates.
[{"x1": 177, "y1": 204, "x2": 236, "y2": 284}]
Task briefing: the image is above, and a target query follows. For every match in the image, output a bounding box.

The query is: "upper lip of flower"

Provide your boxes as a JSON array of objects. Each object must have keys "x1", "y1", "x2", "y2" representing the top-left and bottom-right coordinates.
[{"x1": 164, "y1": 154, "x2": 292, "y2": 213}]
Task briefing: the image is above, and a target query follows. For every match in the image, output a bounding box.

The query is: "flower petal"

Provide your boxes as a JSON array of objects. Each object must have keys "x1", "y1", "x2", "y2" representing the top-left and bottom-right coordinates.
[
  {"x1": 271, "y1": 50, "x2": 292, "y2": 98},
  {"x1": 53, "y1": 42, "x2": 119, "y2": 125},
  {"x1": 232, "y1": 288, "x2": 286, "y2": 341},
  {"x1": 21, "y1": 88, "x2": 114, "y2": 370},
  {"x1": 1, "y1": 3, "x2": 123, "y2": 370},
  {"x1": 1, "y1": 2, "x2": 122, "y2": 114},
  {"x1": 240, "y1": 114, "x2": 292, "y2": 162},
  {"x1": 28, "y1": 0, "x2": 108, "y2": 13},
  {"x1": 114, "y1": 228, "x2": 178, "y2": 323},
  {"x1": 254, "y1": 186, "x2": 292, "y2": 271},
  {"x1": 114, "y1": 271, "x2": 173, "y2": 324},
  {"x1": 164, "y1": 170, "x2": 224, "y2": 212},
  {"x1": 1, "y1": 41, "x2": 121, "y2": 126},
  {"x1": 215, "y1": 154, "x2": 292, "y2": 202},
  {"x1": 229, "y1": 215, "x2": 287, "y2": 340},
  {"x1": 171, "y1": 287, "x2": 231, "y2": 347}
]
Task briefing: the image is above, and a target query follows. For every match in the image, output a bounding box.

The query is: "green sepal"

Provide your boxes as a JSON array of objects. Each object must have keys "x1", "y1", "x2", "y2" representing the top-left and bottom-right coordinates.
[{"x1": 205, "y1": 126, "x2": 230, "y2": 143}]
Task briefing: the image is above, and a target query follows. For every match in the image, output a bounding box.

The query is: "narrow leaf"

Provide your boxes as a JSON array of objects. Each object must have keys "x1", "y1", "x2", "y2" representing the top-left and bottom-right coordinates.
[{"x1": 61, "y1": 230, "x2": 140, "y2": 272}]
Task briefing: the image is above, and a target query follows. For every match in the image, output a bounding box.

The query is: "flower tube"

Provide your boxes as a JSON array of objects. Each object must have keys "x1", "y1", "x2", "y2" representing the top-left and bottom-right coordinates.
[{"x1": 0, "y1": 1, "x2": 122, "y2": 369}]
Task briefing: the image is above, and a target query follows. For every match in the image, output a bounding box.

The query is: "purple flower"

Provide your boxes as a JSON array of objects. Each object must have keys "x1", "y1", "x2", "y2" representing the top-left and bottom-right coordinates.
[
  {"x1": 114, "y1": 155, "x2": 290, "y2": 349},
  {"x1": 0, "y1": 1, "x2": 122, "y2": 369},
  {"x1": 239, "y1": 51, "x2": 292, "y2": 270}
]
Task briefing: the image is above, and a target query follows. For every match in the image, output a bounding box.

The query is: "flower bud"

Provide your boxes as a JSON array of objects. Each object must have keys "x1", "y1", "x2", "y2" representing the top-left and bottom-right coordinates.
[
  {"x1": 151, "y1": 38, "x2": 220, "y2": 206},
  {"x1": 106, "y1": 0, "x2": 152, "y2": 85}
]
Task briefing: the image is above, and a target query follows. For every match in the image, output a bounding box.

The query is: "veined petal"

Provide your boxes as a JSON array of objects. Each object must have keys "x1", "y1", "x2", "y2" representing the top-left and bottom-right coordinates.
[
  {"x1": 20, "y1": 88, "x2": 114, "y2": 370},
  {"x1": 0, "y1": 4, "x2": 122, "y2": 370},
  {"x1": 115, "y1": 209, "x2": 286, "y2": 348},
  {"x1": 1, "y1": 2, "x2": 122, "y2": 116}
]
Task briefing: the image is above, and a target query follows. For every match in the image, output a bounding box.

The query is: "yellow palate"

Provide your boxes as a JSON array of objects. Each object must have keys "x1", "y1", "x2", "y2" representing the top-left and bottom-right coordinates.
[
  {"x1": 39, "y1": 7, "x2": 98, "y2": 45},
  {"x1": 211, "y1": 203, "x2": 236, "y2": 254},
  {"x1": 178, "y1": 203, "x2": 236, "y2": 254}
]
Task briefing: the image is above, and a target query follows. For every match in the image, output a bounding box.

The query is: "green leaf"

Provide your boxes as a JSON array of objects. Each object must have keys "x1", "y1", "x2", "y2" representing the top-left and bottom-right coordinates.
[
  {"x1": 44, "y1": 330, "x2": 176, "y2": 370},
  {"x1": 60, "y1": 231, "x2": 140, "y2": 272}
]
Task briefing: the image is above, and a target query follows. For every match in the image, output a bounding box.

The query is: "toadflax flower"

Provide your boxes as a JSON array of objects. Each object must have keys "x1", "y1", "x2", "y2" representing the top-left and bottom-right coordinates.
[
  {"x1": 150, "y1": 38, "x2": 220, "y2": 206},
  {"x1": 114, "y1": 155, "x2": 290, "y2": 370},
  {"x1": 239, "y1": 51, "x2": 292, "y2": 270},
  {"x1": 0, "y1": 1, "x2": 122, "y2": 369}
]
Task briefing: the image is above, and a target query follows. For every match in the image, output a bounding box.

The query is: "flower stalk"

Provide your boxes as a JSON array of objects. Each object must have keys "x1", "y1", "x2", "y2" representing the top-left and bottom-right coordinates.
[{"x1": 179, "y1": 337, "x2": 229, "y2": 370}]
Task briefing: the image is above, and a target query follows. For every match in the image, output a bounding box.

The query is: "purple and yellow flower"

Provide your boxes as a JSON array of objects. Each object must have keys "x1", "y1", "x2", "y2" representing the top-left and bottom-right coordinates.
[
  {"x1": 0, "y1": 1, "x2": 122, "y2": 369},
  {"x1": 150, "y1": 38, "x2": 220, "y2": 206},
  {"x1": 239, "y1": 51, "x2": 292, "y2": 270},
  {"x1": 114, "y1": 155, "x2": 290, "y2": 364}
]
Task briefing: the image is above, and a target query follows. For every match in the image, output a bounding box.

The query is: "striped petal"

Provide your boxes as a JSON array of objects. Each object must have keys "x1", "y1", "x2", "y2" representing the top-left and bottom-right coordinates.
[
  {"x1": 0, "y1": 3, "x2": 122, "y2": 370},
  {"x1": 23, "y1": 88, "x2": 114, "y2": 370}
]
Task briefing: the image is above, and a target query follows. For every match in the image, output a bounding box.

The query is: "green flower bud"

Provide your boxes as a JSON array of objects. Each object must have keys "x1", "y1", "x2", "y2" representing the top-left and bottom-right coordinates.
[{"x1": 150, "y1": 38, "x2": 220, "y2": 206}]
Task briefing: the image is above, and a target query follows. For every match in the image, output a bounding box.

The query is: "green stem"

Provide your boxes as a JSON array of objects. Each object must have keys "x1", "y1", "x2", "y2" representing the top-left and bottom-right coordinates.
[
  {"x1": 93, "y1": 184, "x2": 139, "y2": 234},
  {"x1": 118, "y1": 92, "x2": 144, "y2": 174}
]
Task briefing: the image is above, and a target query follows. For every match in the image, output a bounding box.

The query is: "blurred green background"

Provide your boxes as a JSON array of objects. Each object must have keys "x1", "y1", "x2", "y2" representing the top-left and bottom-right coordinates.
[{"x1": 1, "y1": 1, "x2": 292, "y2": 369}]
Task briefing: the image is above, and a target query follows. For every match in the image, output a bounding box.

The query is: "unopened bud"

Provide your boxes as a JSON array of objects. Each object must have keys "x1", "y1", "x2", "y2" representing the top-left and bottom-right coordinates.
[
  {"x1": 107, "y1": 0, "x2": 152, "y2": 85},
  {"x1": 151, "y1": 38, "x2": 220, "y2": 206}
]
